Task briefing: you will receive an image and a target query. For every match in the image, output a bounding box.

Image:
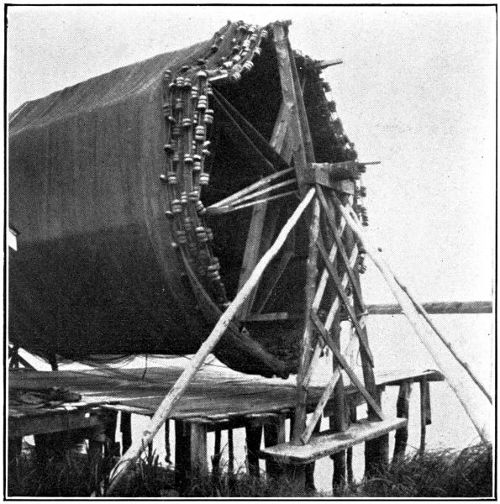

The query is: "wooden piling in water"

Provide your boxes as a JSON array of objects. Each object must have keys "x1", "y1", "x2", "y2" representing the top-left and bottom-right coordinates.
[
  {"x1": 245, "y1": 422, "x2": 263, "y2": 478},
  {"x1": 393, "y1": 381, "x2": 412, "y2": 463},
  {"x1": 419, "y1": 379, "x2": 431, "y2": 453},
  {"x1": 174, "y1": 420, "x2": 208, "y2": 490},
  {"x1": 121, "y1": 412, "x2": 132, "y2": 454}
]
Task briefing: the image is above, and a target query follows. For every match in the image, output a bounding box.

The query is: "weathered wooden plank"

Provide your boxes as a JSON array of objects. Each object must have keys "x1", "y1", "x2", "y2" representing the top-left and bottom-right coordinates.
[
  {"x1": 8, "y1": 407, "x2": 110, "y2": 438},
  {"x1": 9, "y1": 366, "x2": 444, "y2": 425},
  {"x1": 260, "y1": 418, "x2": 407, "y2": 464},
  {"x1": 366, "y1": 300, "x2": 492, "y2": 315}
]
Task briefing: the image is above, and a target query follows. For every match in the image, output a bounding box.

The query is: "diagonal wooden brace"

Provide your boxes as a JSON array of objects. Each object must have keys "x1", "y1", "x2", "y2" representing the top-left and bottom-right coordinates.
[
  {"x1": 316, "y1": 235, "x2": 374, "y2": 367},
  {"x1": 316, "y1": 185, "x2": 366, "y2": 313},
  {"x1": 310, "y1": 310, "x2": 384, "y2": 420}
]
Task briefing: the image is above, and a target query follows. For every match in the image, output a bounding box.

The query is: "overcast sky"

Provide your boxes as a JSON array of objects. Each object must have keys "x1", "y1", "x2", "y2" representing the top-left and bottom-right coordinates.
[{"x1": 7, "y1": 5, "x2": 496, "y2": 304}]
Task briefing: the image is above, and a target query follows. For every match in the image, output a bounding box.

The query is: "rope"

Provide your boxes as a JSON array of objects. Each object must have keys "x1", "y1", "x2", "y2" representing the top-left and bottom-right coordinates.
[
  {"x1": 211, "y1": 91, "x2": 276, "y2": 173},
  {"x1": 212, "y1": 86, "x2": 289, "y2": 169}
]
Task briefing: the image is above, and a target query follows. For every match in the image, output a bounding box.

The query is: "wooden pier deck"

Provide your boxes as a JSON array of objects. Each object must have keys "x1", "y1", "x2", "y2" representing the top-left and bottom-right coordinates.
[
  {"x1": 8, "y1": 363, "x2": 444, "y2": 493},
  {"x1": 9, "y1": 364, "x2": 443, "y2": 436}
]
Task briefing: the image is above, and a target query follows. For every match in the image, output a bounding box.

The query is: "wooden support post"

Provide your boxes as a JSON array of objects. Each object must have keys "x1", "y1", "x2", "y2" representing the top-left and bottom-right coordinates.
[
  {"x1": 245, "y1": 423, "x2": 262, "y2": 478},
  {"x1": 88, "y1": 424, "x2": 106, "y2": 491},
  {"x1": 212, "y1": 428, "x2": 222, "y2": 478},
  {"x1": 329, "y1": 315, "x2": 348, "y2": 489},
  {"x1": 393, "y1": 381, "x2": 412, "y2": 463},
  {"x1": 104, "y1": 411, "x2": 119, "y2": 458},
  {"x1": 175, "y1": 421, "x2": 208, "y2": 490},
  {"x1": 120, "y1": 412, "x2": 132, "y2": 454},
  {"x1": 264, "y1": 415, "x2": 286, "y2": 480},
  {"x1": 305, "y1": 421, "x2": 321, "y2": 493},
  {"x1": 347, "y1": 406, "x2": 357, "y2": 485},
  {"x1": 192, "y1": 422, "x2": 209, "y2": 477},
  {"x1": 419, "y1": 379, "x2": 431, "y2": 453},
  {"x1": 335, "y1": 201, "x2": 386, "y2": 474},
  {"x1": 364, "y1": 422, "x2": 389, "y2": 477},
  {"x1": 175, "y1": 421, "x2": 190, "y2": 490},
  {"x1": 165, "y1": 420, "x2": 172, "y2": 464},
  {"x1": 228, "y1": 428, "x2": 234, "y2": 476},
  {"x1": 293, "y1": 196, "x2": 321, "y2": 445},
  {"x1": 8, "y1": 436, "x2": 22, "y2": 476}
]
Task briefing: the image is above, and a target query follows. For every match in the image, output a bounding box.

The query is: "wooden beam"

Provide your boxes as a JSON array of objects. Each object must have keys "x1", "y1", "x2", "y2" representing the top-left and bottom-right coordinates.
[
  {"x1": 253, "y1": 250, "x2": 294, "y2": 314},
  {"x1": 301, "y1": 369, "x2": 341, "y2": 444},
  {"x1": 9, "y1": 408, "x2": 112, "y2": 439},
  {"x1": 207, "y1": 167, "x2": 294, "y2": 211},
  {"x1": 243, "y1": 312, "x2": 301, "y2": 322},
  {"x1": 319, "y1": 58, "x2": 343, "y2": 69},
  {"x1": 395, "y1": 282, "x2": 492, "y2": 404},
  {"x1": 316, "y1": 235, "x2": 374, "y2": 366},
  {"x1": 273, "y1": 23, "x2": 309, "y2": 193},
  {"x1": 304, "y1": 162, "x2": 361, "y2": 187},
  {"x1": 237, "y1": 102, "x2": 294, "y2": 319},
  {"x1": 211, "y1": 190, "x2": 297, "y2": 214},
  {"x1": 316, "y1": 185, "x2": 367, "y2": 312},
  {"x1": 292, "y1": 196, "x2": 321, "y2": 443}
]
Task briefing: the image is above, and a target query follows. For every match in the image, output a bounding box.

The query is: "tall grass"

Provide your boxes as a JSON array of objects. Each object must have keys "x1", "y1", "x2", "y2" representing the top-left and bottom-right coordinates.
[
  {"x1": 357, "y1": 443, "x2": 493, "y2": 498},
  {"x1": 8, "y1": 442, "x2": 492, "y2": 498}
]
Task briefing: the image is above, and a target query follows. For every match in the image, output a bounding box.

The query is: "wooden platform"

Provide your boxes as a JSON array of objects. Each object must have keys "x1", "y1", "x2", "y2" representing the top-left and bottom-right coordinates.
[
  {"x1": 9, "y1": 364, "x2": 443, "y2": 438},
  {"x1": 260, "y1": 417, "x2": 407, "y2": 464}
]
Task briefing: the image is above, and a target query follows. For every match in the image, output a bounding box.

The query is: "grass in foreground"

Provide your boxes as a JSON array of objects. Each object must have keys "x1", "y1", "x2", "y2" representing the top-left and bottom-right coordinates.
[{"x1": 8, "y1": 442, "x2": 492, "y2": 497}]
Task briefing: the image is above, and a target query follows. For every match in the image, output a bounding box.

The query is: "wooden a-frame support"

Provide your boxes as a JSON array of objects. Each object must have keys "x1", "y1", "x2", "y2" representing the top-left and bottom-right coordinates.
[{"x1": 107, "y1": 20, "x2": 490, "y2": 494}]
